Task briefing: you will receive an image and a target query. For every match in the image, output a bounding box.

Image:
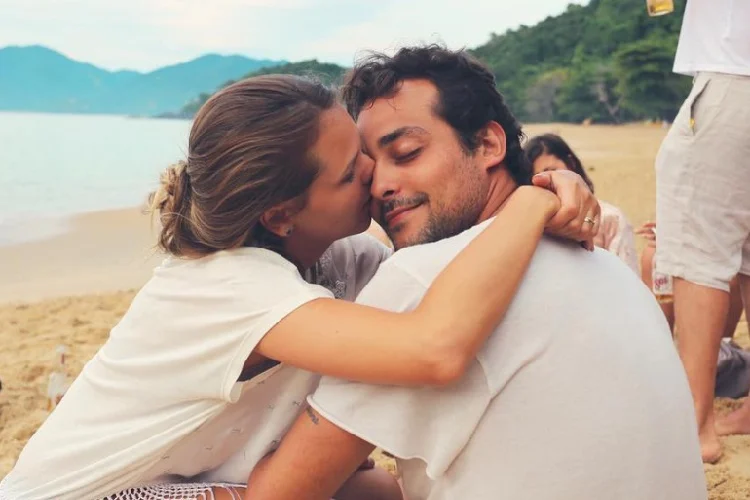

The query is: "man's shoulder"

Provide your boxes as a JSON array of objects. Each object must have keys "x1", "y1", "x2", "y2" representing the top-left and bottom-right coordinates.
[
  {"x1": 380, "y1": 222, "x2": 491, "y2": 282},
  {"x1": 352, "y1": 231, "x2": 468, "y2": 309},
  {"x1": 382, "y1": 223, "x2": 600, "y2": 282},
  {"x1": 532, "y1": 236, "x2": 633, "y2": 276},
  {"x1": 504, "y1": 237, "x2": 649, "y2": 326}
]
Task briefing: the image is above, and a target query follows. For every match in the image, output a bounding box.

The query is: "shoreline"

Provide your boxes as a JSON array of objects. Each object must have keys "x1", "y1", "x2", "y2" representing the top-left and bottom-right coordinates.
[
  {"x1": 0, "y1": 204, "x2": 156, "y2": 248},
  {"x1": 0, "y1": 206, "x2": 164, "y2": 304}
]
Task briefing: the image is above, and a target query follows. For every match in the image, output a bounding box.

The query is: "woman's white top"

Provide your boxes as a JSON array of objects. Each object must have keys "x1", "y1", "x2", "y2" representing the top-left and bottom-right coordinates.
[
  {"x1": 0, "y1": 234, "x2": 390, "y2": 500},
  {"x1": 593, "y1": 201, "x2": 639, "y2": 274}
]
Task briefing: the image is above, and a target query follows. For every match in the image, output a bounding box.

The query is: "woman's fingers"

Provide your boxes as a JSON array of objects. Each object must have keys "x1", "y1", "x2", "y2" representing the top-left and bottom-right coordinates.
[{"x1": 534, "y1": 170, "x2": 600, "y2": 247}]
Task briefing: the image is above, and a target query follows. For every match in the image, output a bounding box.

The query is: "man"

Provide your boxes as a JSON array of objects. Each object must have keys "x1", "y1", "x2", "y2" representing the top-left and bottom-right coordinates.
[
  {"x1": 654, "y1": 0, "x2": 750, "y2": 462},
  {"x1": 246, "y1": 46, "x2": 707, "y2": 500}
]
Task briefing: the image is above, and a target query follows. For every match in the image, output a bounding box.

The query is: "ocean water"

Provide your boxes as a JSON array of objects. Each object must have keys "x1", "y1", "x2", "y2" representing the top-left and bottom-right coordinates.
[{"x1": 0, "y1": 112, "x2": 191, "y2": 245}]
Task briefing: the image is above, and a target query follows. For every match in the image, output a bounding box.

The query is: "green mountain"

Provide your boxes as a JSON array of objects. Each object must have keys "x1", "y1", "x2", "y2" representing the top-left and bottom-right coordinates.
[
  {"x1": 180, "y1": 0, "x2": 690, "y2": 123},
  {"x1": 471, "y1": 0, "x2": 690, "y2": 122},
  {"x1": 179, "y1": 59, "x2": 348, "y2": 117},
  {"x1": 0, "y1": 45, "x2": 284, "y2": 115}
]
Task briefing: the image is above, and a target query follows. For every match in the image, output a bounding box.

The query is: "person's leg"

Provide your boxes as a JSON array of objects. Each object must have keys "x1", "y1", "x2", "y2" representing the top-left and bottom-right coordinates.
[
  {"x1": 333, "y1": 467, "x2": 404, "y2": 500},
  {"x1": 640, "y1": 244, "x2": 675, "y2": 332},
  {"x1": 673, "y1": 278, "x2": 729, "y2": 462},
  {"x1": 716, "y1": 272, "x2": 750, "y2": 436},
  {"x1": 724, "y1": 276, "x2": 744, "y2": 338},
  {"x1": 655, "y1": 72, "x2": 750, "y2": 463},
  {"x1": 210, "y1": 468, "x2": 403, "y2": 500},
  {"x1": 209, "y1": 471, "x2": 405, "y2": 500}
]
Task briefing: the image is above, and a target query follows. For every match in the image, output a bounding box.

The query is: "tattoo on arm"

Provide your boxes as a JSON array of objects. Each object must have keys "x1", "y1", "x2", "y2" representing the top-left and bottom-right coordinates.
[{"x1": 305, "y1": 406, "x2": 320, "y2": 425}]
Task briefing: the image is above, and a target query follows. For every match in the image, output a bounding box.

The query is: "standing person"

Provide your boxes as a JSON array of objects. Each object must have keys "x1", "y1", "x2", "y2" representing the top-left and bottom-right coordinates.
[{"x1": 654, "y1": 0, "x2": 750, "y2": 462}]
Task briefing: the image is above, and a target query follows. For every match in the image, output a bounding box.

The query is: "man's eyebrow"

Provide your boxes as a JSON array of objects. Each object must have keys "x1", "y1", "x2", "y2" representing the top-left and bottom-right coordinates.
[{"x1": 377, "y1": 126, "x2": 428, "y2": 148}]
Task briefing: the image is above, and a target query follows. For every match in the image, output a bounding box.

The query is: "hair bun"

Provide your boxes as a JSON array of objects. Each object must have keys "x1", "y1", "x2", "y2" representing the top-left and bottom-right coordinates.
[
  {"x1": 149, "y1": 161, "x2": 189, "y2": 212},
  {"x1": 147, "y1": 160, "x2": 192, "y2": 254}
]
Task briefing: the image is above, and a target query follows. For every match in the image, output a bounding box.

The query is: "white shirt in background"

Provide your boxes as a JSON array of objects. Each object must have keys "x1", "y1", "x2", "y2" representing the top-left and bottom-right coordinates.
[
  {"x1": 309, "y1": 220, "x2": 707, "y2": 500},
  {"x1": 0, "y1": 234, "x2": 390, "y2": 500},
  {"x1": 594, "y1": 201, "x2": 639, "y2": 274},
  {"x1": 673, "y1": 0, "x2": 750, "y2": 76}
]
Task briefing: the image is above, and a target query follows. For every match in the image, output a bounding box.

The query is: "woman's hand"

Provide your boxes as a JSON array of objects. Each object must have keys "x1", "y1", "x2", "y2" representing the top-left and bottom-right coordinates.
[
  {"x1": 531, "y1": 170, "x2": 601, "y2": 250},
  {"x1": 636, "y1": 221, "x2": 657, "y2": 248}
]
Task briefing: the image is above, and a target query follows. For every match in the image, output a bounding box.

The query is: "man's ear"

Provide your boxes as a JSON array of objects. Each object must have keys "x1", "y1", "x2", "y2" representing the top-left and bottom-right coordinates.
[
  {"x1": 475, "y1": 121, "x2": 507, "y2": 172},
  {"x1": 259, "y1": 201, "x2": 299, "y2": 238}
]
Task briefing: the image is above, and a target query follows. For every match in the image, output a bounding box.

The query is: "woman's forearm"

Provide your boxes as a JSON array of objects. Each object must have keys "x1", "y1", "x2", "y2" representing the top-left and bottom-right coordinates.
[
  {"x1": 408, "y1": 186, "x2": 556, "y2": 382},
  {"x1": 256, "y1": 187, "x2": 556, "y2": 386}
]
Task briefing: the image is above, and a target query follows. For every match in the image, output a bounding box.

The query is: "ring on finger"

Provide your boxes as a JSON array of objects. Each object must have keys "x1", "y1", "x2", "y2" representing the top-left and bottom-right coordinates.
[{"x1": 583, "y1": 216, "x2": 597, "y2": 225}]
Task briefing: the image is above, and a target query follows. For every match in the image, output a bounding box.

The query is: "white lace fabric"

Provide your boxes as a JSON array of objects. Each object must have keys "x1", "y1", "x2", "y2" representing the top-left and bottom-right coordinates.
[
  {"x1": 103, "y1": 483, "x2": 245, "y2": 500},
  {"x1": 0, "y1": 475, "x2": 244, "y2": 500}
]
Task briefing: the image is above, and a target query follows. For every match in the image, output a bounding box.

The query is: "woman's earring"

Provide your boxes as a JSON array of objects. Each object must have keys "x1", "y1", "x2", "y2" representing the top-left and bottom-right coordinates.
[{"x1": 285, "y1": 226, "x2": 294, "y2": 237}]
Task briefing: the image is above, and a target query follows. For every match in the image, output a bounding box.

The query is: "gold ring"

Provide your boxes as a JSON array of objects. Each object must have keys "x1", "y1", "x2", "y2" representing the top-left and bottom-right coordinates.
[{"x1": 584, "y1": 216, "x2": 596, "y2": 225}]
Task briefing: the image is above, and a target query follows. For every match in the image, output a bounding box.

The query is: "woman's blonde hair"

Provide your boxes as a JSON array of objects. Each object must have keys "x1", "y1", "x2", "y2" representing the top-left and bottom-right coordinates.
[{"x1": 148, "y1": 75, "x2": 336, "y2": 257}]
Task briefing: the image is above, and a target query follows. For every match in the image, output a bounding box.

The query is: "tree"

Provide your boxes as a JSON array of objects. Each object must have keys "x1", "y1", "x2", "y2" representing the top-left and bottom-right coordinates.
[
  {"x1": 614, "y1": 35, "x2": 691, "y2": 120},
  {"x1": 177, "y1": 0, "x2": 691, "y2": 123},
  {"x1": 554, "y1": 63, "x2": 623, "y2": 124},
  {"x1": 470, "y1": 0, "x2": 687, "y2": 123},
  {"x1": 590, "y1": 64, "x2": 623, "y2": 123},
  {"x1": 524, "y1": 69, "x2": 567, "y2": 122},
  {"x1": 179, "y1": 60, "x2": 348, "y2": 117}
]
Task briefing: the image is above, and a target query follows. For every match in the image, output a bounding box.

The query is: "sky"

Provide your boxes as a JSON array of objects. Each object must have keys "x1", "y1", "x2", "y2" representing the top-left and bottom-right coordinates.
[{"x1": 0, "y1": 0, "x2": 586, "y2": 72}]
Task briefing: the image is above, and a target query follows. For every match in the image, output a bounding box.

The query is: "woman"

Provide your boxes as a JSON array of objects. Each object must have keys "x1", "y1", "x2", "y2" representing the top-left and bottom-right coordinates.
[
  {"x1": 525, "y1": 133, "x2": 638, "y2": 273},
  {"x1": 0, "y1": 76, "x2": 598, "y2": 500}
]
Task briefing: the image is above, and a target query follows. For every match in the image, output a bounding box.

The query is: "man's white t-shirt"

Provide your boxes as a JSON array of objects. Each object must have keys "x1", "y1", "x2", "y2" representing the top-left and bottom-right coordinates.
[
  {"x1": 0, "y1": 234, "x2": 390, "y2": 500},
  {"x1": 673, "y1": 0, "x2": 750, "y2": 76},
  {"x1": 309, "y1": 221, "x2": 707, "y2": 500}
]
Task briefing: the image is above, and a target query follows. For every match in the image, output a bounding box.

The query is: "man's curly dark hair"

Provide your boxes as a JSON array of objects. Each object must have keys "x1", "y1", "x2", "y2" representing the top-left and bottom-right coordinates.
[{"x1": 341, "y1": 44, "x2": 529, "y2": 185}]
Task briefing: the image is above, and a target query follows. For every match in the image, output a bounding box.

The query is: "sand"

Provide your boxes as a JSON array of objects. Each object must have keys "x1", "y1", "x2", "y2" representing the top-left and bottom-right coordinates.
[
  {"x1": 0, "y1": 123, "x2": 748, "y2": 498},
  {"x1": 0, "y1": 208, "x2": 164, "y2": 304}
]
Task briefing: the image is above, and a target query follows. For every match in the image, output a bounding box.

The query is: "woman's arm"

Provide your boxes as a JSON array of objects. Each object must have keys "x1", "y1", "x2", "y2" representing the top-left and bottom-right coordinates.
[{"x1": 256, "y1": 172, "x2": 599, "y2": 386}]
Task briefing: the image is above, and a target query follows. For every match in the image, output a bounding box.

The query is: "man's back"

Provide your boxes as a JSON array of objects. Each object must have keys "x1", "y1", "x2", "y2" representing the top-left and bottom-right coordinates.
[{"x1": 310, "y1": 220, "x2": 706, "y2": 500}]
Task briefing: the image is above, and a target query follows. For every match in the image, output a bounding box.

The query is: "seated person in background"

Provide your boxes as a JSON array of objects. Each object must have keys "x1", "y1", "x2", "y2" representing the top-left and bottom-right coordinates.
[
  {"x1": 637, "y1": 222, "x2": 749, "y2": 399},
  {"x1": 637, "y1": 221, "x2": 744, "y2": 336},
  {"x1": 525, "y1": 133, "x2": 638, "y2": 274}
]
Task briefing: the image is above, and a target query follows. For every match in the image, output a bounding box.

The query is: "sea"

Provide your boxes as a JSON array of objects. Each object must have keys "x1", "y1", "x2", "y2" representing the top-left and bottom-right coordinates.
[{"x1": 0, "y1": 111, "x2": 191, "y2": 246}]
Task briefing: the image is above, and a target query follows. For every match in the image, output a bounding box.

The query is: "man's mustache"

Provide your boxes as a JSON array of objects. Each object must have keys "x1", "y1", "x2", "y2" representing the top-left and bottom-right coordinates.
[{"x1": 377, "y1": 193, "x2": 429, "y2": 225}]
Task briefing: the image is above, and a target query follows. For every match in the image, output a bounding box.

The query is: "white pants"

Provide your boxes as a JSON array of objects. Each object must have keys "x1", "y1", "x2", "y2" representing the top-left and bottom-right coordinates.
[{"x1": 655, "y1": 72, "x2": 750, "y2": 291}]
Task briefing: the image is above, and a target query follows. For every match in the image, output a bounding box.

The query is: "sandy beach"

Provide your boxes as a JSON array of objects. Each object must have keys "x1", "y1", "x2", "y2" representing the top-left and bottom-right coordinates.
[
  {"x1": 0, "y1": 208, "x2": 164, "y2": 304},
  {"x1": 0, "y1": 123, "x2": 748, "y2": 498}
]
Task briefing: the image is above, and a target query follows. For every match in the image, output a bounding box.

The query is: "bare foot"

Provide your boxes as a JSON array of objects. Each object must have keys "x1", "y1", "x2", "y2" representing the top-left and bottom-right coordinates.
[
  {"x1": 700, "y1": 429, "x2": 723, "y2": 464},
  {"x1": 716, "y1": 403, "x2": 750, "y2": 436},
  {"x1": 700, "y1": 432, "x2": 724, "y2": 464}
]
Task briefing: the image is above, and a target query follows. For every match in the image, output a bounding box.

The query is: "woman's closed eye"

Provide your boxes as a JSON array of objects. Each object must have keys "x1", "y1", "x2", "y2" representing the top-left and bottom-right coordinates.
[{"x1": 341, "y1": 170, "x2": 356, "y2": 184}]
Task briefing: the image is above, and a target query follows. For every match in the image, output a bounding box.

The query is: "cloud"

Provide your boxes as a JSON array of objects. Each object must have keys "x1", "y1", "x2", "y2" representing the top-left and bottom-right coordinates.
[
  {"x1": 0, "y1": 0, "x2": 584, "y2": 71},
  {"x1": 303, "y1": 0, "x2": 586, "y2": 65}
]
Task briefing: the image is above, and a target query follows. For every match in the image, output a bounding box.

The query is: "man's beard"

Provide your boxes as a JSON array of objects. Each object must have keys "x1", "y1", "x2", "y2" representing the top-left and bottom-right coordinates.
[{"x1": 383, "y1": 189, "x2": 485, "y2": 249}]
